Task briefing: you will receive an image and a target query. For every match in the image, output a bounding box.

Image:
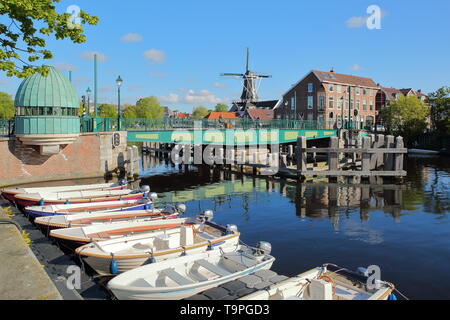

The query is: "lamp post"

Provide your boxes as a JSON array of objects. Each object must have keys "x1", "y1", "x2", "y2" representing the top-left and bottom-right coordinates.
[
  {"x1": 116, "y1": 76, "x2": 123, "y2": 131},
  {"x1": 86, "y1": 87, "x2": 92, "y2": 115}
]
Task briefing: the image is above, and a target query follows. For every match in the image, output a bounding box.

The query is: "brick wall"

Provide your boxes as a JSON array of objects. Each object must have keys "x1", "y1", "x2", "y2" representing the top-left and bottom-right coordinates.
[{"x1": 0, "y1": 132, "x2": 129, "y2": 187}]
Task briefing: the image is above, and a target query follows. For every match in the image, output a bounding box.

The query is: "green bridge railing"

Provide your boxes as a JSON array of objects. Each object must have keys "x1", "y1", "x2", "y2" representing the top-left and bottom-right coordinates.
[{"x1": 81, "y1": 117, "x2": 345, "y2": 132}]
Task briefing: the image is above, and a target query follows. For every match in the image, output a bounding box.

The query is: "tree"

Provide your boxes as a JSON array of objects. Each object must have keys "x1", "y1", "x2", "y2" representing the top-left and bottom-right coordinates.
[
  {"x1": 135, "y1": 96, "x2": 164, "y2": 118},
  {"x1": 192, "y1": 105, "x2": 209, "y2": 119},
  {"x1": 214, "y1": 103, "x2": 229, "y2": 112},
  {"x1": 0, "y1": 0, "x2": 99, "y2": 78},
  {"x1": 379, "y1": 95, "x2": 429, "y2": 143},
  {"x1": 427, "y1": 86, "x2": 450, "y2": 133},
  {"x1": 0, "y1": 91, "x2": 15, "y2": 119},
  {"x1": 123, "y1": 105, "x2": 138, "y2": 119},
  {"x1": 98, "y1": 104, "x2": 118, "y2": 118}
]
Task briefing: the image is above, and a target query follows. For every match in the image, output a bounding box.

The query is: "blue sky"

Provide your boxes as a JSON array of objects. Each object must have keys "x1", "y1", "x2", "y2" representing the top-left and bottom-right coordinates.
[{"x1": 0, "y1": 0, "x2": 449, "y2": 112}]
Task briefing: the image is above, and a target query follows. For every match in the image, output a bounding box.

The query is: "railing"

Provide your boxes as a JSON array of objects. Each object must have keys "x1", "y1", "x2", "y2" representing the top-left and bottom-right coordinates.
[
  {"x1": 120, "y1": 118, "x2": 337, "y2": 131},
  {"x1": 0, "y1": 119, "x2": 14, "y2": 136}
]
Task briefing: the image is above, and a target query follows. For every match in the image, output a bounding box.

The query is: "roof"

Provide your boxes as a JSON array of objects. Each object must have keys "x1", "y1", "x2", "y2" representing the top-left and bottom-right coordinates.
[
  {"x1": 175, "y1": 113, "x2": 190, "y2": 119},
  {"x1": 380, "y1": 87, "x2": 403, "y2": 99},
  {"x1": 231, "y1": 100, "x2": 279, "y2": 112},
  {"x1": 245, "y1": 109, "x2": 274, "y2": 120},
  {"x1": 204, "y1": 112, "x2": 239, "y2": 120},
  {"x1": 312, "y1": 70, "x2": 378, "y2": 88},
  {"x1": 15, "y1": 66, "x2": 79, "y2": 108}
]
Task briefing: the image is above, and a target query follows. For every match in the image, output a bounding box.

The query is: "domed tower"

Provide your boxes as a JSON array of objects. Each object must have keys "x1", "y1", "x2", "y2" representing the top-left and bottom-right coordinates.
[{"x1": 14, "y1": 66, "x2": 80, "y2": 155}]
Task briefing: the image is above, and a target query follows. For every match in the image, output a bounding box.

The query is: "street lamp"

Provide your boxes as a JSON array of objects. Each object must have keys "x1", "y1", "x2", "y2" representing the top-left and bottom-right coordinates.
[
  {"x1": 116, "y1": 76, "x2": 123, "y2": 130},
  {"x1": 86, "y1": 87, "x2": 92, "y2": 115}
]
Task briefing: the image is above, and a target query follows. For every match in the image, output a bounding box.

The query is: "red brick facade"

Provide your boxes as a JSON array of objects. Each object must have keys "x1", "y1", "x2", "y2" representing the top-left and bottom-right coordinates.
[{"x1": 275, "y1": 70, "x2": 378, "y2": 128}]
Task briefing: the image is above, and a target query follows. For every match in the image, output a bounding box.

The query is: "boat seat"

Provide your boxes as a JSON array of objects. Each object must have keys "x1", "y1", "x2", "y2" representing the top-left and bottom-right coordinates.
[
  {"x1": 161, "y1": 268, "x2": 194, "y2": 286},
  {"x1": 196, "y1": 231, "x2": 215, "y2": 241},
  {"x1": 132, "y1": 242, "x2": 152, "y2": 250},
  {"x1": 194, "y1": 259, "x2": 232, "y2": 277},
  {"x1": 223, "y1": 253, "x2": 258, "y2": 269},
  {"x1": 86, "y1": 232, "x2": 111, "y2": 239}
]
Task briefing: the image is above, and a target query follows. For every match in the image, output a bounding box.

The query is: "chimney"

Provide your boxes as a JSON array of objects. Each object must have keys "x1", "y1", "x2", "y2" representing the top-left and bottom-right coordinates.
[
  {"x1": 418, "y1": 89, "x2": 422, "y2": 93},
  {"x1": 330, "y1": 67, "x2": 334, "y2": 73}
]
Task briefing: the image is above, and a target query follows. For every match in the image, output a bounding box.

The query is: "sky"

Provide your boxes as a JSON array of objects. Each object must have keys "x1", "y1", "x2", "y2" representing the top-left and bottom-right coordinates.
[{"x1": 0, "y1": 0, "x2": 449, "y2": 112}]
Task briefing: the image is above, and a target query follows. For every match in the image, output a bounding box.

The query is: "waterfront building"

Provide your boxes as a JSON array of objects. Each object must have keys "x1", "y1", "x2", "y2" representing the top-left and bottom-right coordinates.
[
  {"x1": 274, "y1": 69, "x2": 379, "y2": 129},
  {"x1": 14, "y1": 66, "x2": 80, "y2": 155}
]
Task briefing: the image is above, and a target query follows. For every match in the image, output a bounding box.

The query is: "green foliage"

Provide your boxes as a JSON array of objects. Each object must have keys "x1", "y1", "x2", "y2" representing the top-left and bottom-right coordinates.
[
  {"x1": 379, "y1": 95, "x2": 429, "y2": 143},
  {"x1": 135, "y1": 96, "x2": 164, "y2": 119},
  {"x1": 98, "y1": 103, "x2": 117, "y2": 118},
  {"x1": 0, "y1": 0, "x2": 99, "y2": 78},
  {"x1": 427, "y1": 86, "x2": 450, "y2": 133},
  {"x1": 123, "y1": 105, "x2": 138, "y2": 118},
  {"x1": 0, "y1": 91, "x2": 15, "y2": 119},
  {"x1": 214, "y1": 103, "x2": 229, "y2": 112},
  {"x1": 192, "y1": 105, "x2": 209, "y2": 119}
]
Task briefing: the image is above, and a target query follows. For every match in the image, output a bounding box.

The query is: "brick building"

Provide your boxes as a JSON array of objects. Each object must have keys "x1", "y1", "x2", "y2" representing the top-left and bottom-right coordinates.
[{"x1": 274, "y1": 69, "x2": 379, "y2": 129}]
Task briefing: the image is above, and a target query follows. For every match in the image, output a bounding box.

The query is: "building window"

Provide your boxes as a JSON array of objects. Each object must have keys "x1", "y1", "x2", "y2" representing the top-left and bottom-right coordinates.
[
  {"x1": 329, "y1": 84, "x2": 334, "y2": 92},
  {"x1": 307, "y1": 96, "x2": 314, "y2": 109},
  {"x1": 337, "y1": 85, "x2": 342, "y2": 93},
  {"x1": 370, "y1": 89, "x2": 374, "y2": 96},
  {"x1": 356, "y1": 87, "x2": 360, "y2": 95},
  {"x1": 350, "y1": 98, "x2": 354, "y2": 109},
  {"x1": 363, "y1": 88, "x2": 367, "y2": 95},
  {"x1": 319, "y1": 96, "x2": 325, "y2": 109},
  {"x1": 345, "y1": 99, "x2": 349, "y2": 110},
  {"x1": 329, "y1": 112, "x2": 334, "y2": 119},
  {"x1": 363, "y1": 100, "x2": 367, "y2": 111},
  {"x1": 291, "y1": 95, "x2": 296, "y2": 112},
  {"x1": 370, "y1": 102, "x2": 374, "y2": 111},
  {"x1": 356, "y1": 99, "x2": 360, "y2": 110},
  {"x1": 338, "y1": 97, "x2": 343, "y2": 110},
  {"x1": 308, "y1": 83, "x2": 314, "y2": 93},
  {"x1": 329, "y1": 97, "x2": 334, "y2": 109}
]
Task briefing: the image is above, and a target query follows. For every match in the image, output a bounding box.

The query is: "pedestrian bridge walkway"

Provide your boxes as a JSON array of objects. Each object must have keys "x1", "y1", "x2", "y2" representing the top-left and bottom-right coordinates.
[{"x1": 83, "y1": 118, "x2": 338, "y2": 145}]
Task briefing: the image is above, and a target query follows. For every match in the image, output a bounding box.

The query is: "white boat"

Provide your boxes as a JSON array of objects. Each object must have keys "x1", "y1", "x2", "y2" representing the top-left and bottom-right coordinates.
[
  {"x1": 75, "y1": 211, "x2": 241, "y2": 275},
  {"x1": 23, "y1": 197, "x2": 158, "y2": 219},
  {"x1": 107, "y1": 242, "x2": 275, "y2": 300},
  {"x1": 34, "y1": 203, "x2": 186, "y2": 231},
  {"x1": 239, "y1": 263, "x2": 396, "y2": 300},
  {"x1": 1, "y1": 180, "x2": 128, "y2": 202},
  {"x1": 14, "y1": 185, "x2": 150, "y2": 207}
]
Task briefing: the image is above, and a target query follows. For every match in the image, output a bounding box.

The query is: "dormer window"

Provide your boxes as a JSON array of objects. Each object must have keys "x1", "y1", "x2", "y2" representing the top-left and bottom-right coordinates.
[
  {"x1": 329, "y1": 84, "x2": 334, "y2": 92},
  {"x1": 308, "y1": 83, "x2": 314, "y2": 93}
]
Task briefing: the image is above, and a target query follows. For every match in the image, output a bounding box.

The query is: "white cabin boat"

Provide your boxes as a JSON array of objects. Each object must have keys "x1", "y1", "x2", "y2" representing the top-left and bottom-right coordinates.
[
  {"x1": 239, "y1": 264, "x2": 396, "y2": 300},
  {"x1": 107, "y1": 243, "x2": 275, "y2": 300}
]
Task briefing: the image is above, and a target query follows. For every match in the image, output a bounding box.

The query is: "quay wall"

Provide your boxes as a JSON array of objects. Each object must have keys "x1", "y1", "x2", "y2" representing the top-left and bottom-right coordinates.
[{"x1": 0, "y1": 131, "x2": 132, "y2": 187}]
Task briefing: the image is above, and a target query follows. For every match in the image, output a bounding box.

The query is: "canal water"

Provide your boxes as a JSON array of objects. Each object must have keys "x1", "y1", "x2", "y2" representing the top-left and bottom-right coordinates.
[{"x1": 140, "y1": 154, "x2": 450, "y2": 300}]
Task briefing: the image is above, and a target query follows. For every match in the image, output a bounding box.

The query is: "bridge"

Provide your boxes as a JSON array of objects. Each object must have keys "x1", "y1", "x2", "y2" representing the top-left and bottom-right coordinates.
[{"x1": 81, "y1": 117, "x2": 339, "y2": 145}]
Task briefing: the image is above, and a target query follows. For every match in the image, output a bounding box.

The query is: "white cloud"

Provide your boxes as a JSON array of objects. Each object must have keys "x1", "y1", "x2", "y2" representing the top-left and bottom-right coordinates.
[
  {"x1": 351, "y1": 64, "x2": 362, "y2": 71},
  {"x1": 121, "y1": 33, "x2": 143, "y2": 43},
  {"x1": 143, "y1": 49, "x2": 166, "y2": 63},
  {"x1": 54, "y1": 62, "x2": 77, "y2": 71},
  {"x1": 100, "y1": 85, "x2": 113, "y2": 93},
  {"x1": 183, "y1": 89, "x2": 223, "y2": 105},
  {"x1": 159, "y1": 93, "x2": 180, "y2": 104},
  {"x1": 213, "y1": 82, "x2": 227, "y2": 88},
  {"x1": 149, "y1": 72, "x2": 167, "y2": 78},
  {"x1": 127, "y1": 86, "x2": 143, "y2": 92},
  {"x1": 81, "y1": 51, "x2": 107, "y2": 62},
  {"x1": 346, "y1": 16, "x2": 368, "y2": 28}
]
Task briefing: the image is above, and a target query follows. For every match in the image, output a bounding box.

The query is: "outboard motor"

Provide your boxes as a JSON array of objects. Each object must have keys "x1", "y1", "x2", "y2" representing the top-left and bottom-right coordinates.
[
  {"x1": 140, "y1": 185, "x2": 150, "y2": 197},
  {"x1": 254, "y1": 241, "x2": 272, "y2": 256},
  {"x1": 119, "y1": 179, "x2": 128, "y2": 186},
  {"x1": 175, "y1": 203, "x2": 187, "y2": 214},
  {"x1": 225, "y1": 224, "x2": 238, "y2": 235},
  {"x1": 199, "y1": 210, "x2": 214, "y2": 222},
  {"x1": 149, "y1": 192, "x2": 158, "y2": 201}
]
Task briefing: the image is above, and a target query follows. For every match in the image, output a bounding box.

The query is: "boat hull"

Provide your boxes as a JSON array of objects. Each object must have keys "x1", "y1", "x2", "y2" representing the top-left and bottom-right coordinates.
[{"x1": 110, "y1": 259, "x2": 274, "y2": 300}]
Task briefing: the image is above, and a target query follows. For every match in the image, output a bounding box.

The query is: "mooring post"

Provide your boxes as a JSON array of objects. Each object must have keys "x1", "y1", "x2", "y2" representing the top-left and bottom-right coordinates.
[
  {"x1": 362, "y1": 135, "x2": 372, "y2": 176},
  {"x1": 296, "y1": 136, "x2": 307, "y2": 178},
  {"x1": 395, "y1": 136, "x2": 404, "y2": 172},
  {"x1": 384, "y1": 135, "x2": 395, "y2": 171},
  {"x1": 328, "y1": 137, "x2": 338, "y2": 180}
]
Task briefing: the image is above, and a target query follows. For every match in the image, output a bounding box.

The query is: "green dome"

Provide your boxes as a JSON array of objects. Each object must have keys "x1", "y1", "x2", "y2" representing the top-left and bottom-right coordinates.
[{"x1": 15, "y1": 66, "x2": 79, "y2": 109}]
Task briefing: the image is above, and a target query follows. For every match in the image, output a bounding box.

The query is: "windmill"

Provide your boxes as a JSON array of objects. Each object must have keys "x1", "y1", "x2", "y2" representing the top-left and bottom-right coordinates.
[{"x1": 221, "y1": 48, "x2": 271, "y2": 108}]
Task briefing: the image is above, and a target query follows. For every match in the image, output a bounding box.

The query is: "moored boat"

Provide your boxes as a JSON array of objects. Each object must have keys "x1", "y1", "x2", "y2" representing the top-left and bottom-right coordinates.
[
  {"x1": 106, "y1": 242, "x2": 274, "y2": 300},
  {"x1": 75, "y1": 211, "x2": 241, "y2": 275},
  {"x1": 23, "y1": 195, "x2": 158, "y2": 220},
  {"x1": 239, "y1": 263, "x2": 396, "y2": 300},
  {"x1": 13, "y1": 185, "x2": 151, "y2": 207},
  {"x1": 1, "y1": 180, "x2": 128, "y2": 203},
  {"x1": 34, "y1": 203, "x2": 187, "y2": 233}
]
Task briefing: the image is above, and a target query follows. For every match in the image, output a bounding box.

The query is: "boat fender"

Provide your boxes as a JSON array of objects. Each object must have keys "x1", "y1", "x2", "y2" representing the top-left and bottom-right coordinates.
[
  {"x1": 145, "y1": 203, "x2": 151, "y2": 210},
  {"x1": 145, "y1": 256, "x2": 156, "y2": 264},
  {"x1": 388, "y1": 293, "x2": 397, "y2": 300},
  {"x1": 39, "y1": 199, "x2": 44, "y2": 206},
  {"x1": 65, "y1": 200, "x2": 70, "y2": 205},
  {"x1": 207, "y1": 241, "x2": 213, "y2": 251},
  {"x1": 110, "y1": 254, "x2": 119, "y2": 275},
  {"x1": 180, "y1": 247, "x2": 187, "y2": 256}
]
